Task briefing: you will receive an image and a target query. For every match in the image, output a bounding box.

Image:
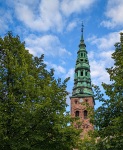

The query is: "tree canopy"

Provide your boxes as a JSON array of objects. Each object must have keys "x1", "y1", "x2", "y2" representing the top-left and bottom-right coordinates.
[
  {"x1": 92, "y1": 33, "x2": 123, "y2": 150},
  {"x1": 0, "y1": 32, "x2": 81, "y2": 150}
]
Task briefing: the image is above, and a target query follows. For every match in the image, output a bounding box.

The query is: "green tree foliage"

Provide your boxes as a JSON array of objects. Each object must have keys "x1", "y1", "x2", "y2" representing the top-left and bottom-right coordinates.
[
  {"x1": 0, "y1": 32, "x2": 81, "y2": 150},
  {"x1": 92, "y1": 33, "x2": 123, "y2": 150}
]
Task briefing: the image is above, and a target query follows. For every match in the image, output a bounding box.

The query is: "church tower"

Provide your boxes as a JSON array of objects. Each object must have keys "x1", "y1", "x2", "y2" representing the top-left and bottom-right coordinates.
[{"x1": 70, "y1": 24, "x2": 94, "y2": 137}]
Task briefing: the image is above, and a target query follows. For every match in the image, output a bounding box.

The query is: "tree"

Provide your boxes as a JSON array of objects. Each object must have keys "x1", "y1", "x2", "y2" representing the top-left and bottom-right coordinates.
[
  {"x1": 92, "y1": 33, "x2": 123, "y2": 150},
  {"x1": 0, "y1": 32, "x2": 81, "y2": 150}
]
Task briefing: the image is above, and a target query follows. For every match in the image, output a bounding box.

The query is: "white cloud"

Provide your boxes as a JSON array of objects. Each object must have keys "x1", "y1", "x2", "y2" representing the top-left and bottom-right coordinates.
[
  {"x1": 88, "y1": 32, "x2": 120, "y2": 50},
  {"x1": 60, "y1": 60, "x2": 66, "y2": 65},
  {"x1": 50, "y1": 64, "x2": 66, "y2": 74},
  {"x1": 45, "y1": 61, "x2": 66, "y2": 75},
  {"x1": 13, "y1": 0, "x2": 63, "y2": 32},
  {"x1": 66, "y1": 95, "x2": 70, "y2": 106},
  {"x1": 65, "y1": 68, "x2": 74, "y2": 79},
  {"x1": 39, "y1": 0, "x2": 63, "y2": 32},
  {"x1": 88, "y1": 51, "x2": 95, "y2": 60},
  {"x1": 101, "y1": 0, "x2": 123, "y2": 28},
  {"x1": 88, "y1": 31, "x2": 123, "y2": 85},
  {"x1": 61, "y1": 0, "x2": 96, "y2": 16},
  {"x1": 5, "y1": 0, "x2": 96, "y2": 32},
  {"x1": 0, "y1": 9, "x2": 13, "y2": 33},
  {"x1": 101, "y1": 21, "x2": 116, "y2": 29},
  {"x1": 59, "y1": 48, "x2": 72, "y2": 56},
  {"x1": 99, "y1": 51, "x2": 113, "y2": 60},
  {"x1": 25, "y1": 34, "x2": 71, "y2": 57},
  {"x1": 90, "y1": 60, "x2": 110, "y2": 85},
  {"x1": 66, "y1": 21, "x2": 77, "y2": 31}
]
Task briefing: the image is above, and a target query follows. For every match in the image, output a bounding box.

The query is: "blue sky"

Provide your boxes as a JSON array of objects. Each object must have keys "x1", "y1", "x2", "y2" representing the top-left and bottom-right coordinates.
[{"x1": 0, "y1": 0, "x2": 123, "y2": 109}]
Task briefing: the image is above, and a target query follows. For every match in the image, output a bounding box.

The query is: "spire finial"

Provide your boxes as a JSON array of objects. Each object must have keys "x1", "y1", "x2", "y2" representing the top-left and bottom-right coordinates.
[{"x1": 81, "y1": 21, "x2": 84, "y2": 40}]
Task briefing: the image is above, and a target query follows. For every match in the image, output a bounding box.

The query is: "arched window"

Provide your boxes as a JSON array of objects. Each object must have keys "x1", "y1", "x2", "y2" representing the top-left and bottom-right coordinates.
[
  {"x1": 75, "y1": 111, "x2": 79, "y2": 117},
  {"x1": 84, "y1": 110, "x2": 88, "y2": 119}
]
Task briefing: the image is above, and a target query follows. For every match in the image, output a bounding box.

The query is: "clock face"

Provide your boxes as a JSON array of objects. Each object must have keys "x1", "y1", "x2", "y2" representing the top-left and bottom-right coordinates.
[{"x1": 79, "y1": 98, "x2": 83, "y2": 103}]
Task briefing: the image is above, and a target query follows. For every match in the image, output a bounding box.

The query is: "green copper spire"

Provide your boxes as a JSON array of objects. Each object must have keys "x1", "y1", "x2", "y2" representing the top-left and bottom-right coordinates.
[
  {"x1": 79, "y1": 22, "x2": 86, "y2": 49},
  {"x1": 72, "y1": 24, "x2": 93, "y2": 97}
]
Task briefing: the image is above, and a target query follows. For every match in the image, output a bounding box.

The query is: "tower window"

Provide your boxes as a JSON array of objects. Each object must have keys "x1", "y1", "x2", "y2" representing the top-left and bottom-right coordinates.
[
  {"x1": 75, "y1": 111, "x2": 79, "y2": 117},
  {"x1": 85, "y1": 99, "x2": 88, "y2": 103},
  {"x1": 81, "y1": 71, "x2": 83, "y2": 76},
  {"x1": 84, "y1": 110, "x2": 88, "y2": 119},
  {"x1": 75, "y1": 100, "x2": 78, "y2": 104},
  {"x1": 85, "y1": 71, "x2": 88, "y2": 76}
]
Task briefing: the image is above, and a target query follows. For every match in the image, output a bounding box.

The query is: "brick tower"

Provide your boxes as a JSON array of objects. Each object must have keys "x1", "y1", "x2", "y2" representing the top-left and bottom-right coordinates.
[{"x1": 70, "y1": 24, "x2": 94, "y2": 137}]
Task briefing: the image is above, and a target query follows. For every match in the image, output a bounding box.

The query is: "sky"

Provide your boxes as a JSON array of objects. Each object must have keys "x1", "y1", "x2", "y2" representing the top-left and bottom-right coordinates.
[{"x1": 0, "y1": 0, "x2": 123, "y2": 110}]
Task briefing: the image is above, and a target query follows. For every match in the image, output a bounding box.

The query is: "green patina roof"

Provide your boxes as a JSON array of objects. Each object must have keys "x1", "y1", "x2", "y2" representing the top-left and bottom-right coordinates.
[{"x1": 71, "y1": 23, "x2": 93, "y2": 98}]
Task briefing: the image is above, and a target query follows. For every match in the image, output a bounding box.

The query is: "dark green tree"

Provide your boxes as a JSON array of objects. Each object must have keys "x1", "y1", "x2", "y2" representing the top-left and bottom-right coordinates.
[
  {"x1": 0, "y1": 32, "x2": 81, "y2": 150},
  {"x1": 93, "y1": 33, "x2": 123, "y2": 150}
]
